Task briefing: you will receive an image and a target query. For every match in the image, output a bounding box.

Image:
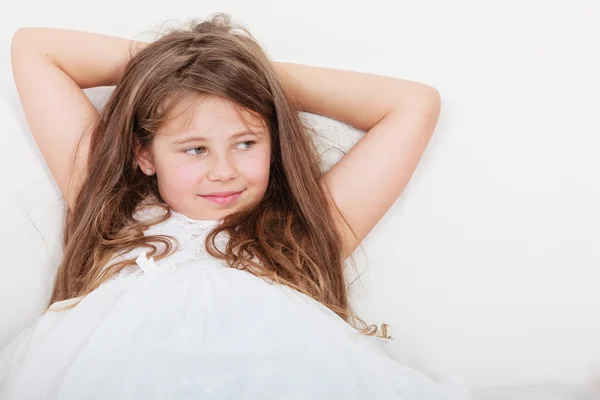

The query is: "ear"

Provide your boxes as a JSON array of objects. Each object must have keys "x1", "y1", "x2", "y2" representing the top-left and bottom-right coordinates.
[{"x1": 134, "y1": 143, "x2": 155, "y2": 175}]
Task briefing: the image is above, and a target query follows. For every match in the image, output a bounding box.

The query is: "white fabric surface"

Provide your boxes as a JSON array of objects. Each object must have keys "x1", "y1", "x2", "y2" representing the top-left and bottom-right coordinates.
[{"x1": 0, "y1": 204, "x2": 473, "y2": 399}]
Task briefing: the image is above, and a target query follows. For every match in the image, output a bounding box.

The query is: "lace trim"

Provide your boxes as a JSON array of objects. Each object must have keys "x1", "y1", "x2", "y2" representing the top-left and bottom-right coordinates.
[{"x1": 103, "y1": 205, "x2": 230, "y2": 278}]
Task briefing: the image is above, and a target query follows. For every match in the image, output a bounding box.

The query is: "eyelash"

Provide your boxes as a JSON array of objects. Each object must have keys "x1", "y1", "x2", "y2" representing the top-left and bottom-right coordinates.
[{"x1": 185, "y1": 141, "x2": 256, "y2": 156}]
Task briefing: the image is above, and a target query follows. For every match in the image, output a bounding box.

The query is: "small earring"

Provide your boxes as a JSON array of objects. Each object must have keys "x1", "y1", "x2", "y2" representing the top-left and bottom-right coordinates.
[{"x1": 146, "y1": 168, "x2": 153, "y2": 175}]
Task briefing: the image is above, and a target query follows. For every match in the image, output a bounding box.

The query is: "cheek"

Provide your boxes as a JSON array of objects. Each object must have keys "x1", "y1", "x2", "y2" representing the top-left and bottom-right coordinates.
[
  {"x1": 160, "y1": 160, "x2": 203, "y2": 194},
  {"x1": 240, "y1": 152, "x2": 270, "y2": 187}
]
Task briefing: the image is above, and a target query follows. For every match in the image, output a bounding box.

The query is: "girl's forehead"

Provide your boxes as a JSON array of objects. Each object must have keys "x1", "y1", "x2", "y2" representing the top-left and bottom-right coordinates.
[{"x1": 157, "y1": 94, "x2": 268, "y2": 140}]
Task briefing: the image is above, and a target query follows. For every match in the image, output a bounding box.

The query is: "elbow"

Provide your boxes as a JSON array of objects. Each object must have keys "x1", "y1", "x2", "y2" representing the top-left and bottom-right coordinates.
[
  {"x1": 384, "y1": 82, "x2": 441, "y2": 132},
  {"x1": 393, "y1": 82, "x2": 441, "y2": 115},
  {"x1": 11, "y1": 28, "x2": 45, "y2": 60},
  {"x1": 406, "y1": 86, "x2": 442, "y2": 137},
  {"x1": 405, "y1": 85, "x2": 441, "y2": 119},
  {"x1": 422, "y1": 87, "x2": 442, "y2": 137},
  {"x1": 11, "y1": 28, "x2": 35, "y2": 62},
  {"x1": 415, "y1": 85, "x2": 441, "y2": 123},
  {"x1": 11, "y1": 28, "x2": 32, "y2": 51},
  {"x1": 418, "y1": 85, "x2": 441, "y2": 111}
]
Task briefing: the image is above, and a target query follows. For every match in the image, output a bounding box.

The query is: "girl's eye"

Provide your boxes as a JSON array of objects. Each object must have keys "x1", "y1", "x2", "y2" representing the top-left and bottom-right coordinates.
[
  {"x1": 237, "y1": 141, "x2": 255, "y2": 150},
  {"x1": 184, "y1": 147, "x2": 206, "y2": 156},
  {"x1": 184, "y1": 141, "x2": 255, "y2": 156}
]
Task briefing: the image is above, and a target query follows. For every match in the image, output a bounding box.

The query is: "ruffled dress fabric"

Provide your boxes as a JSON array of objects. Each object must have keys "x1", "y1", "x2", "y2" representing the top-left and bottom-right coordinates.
[{"x1": 0, "y1": 205, "x2": 472, "y2": 399}]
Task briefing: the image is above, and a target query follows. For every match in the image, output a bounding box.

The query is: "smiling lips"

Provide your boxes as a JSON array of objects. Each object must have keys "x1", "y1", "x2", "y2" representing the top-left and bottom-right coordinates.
[{"x1": 199, "y1": 190, "x2": 243, "y2": 206}]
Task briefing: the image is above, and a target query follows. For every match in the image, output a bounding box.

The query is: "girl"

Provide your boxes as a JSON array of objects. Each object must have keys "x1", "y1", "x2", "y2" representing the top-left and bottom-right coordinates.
[{"x1": 1, "y1": 13, "x2": 468, "y2": 399}]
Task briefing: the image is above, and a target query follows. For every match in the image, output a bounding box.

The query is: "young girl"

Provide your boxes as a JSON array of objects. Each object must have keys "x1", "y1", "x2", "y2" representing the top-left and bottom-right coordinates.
[{"x1": 1, "y1": 13, "x2": 469, "y2": 399}]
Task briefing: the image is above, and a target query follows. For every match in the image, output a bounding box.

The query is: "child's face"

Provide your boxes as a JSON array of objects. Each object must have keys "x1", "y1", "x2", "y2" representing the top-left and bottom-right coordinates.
[{"x1": 140, "y1": 94, "x2": 271, "y2": 221}]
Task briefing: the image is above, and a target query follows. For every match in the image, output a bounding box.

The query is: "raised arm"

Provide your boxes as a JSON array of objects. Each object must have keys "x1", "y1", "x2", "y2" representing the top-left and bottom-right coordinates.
[
  {"x1": 10, "y1": 28, "x2": 147, "y2": 210},
  {"x1": 274, "y1": 62, "x2": 441, "y2": 259}
]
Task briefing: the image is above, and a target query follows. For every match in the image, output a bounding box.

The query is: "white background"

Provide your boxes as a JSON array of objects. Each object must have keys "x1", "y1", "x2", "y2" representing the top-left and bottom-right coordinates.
[{"x1": 1, "y1": 0, "x2": 599, "y2": 394}]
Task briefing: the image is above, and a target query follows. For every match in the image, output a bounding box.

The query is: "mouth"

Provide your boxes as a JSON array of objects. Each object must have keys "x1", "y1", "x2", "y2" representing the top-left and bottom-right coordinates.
[{"x1": 199, "y1": 190, "x2": 244, "y2": 206}]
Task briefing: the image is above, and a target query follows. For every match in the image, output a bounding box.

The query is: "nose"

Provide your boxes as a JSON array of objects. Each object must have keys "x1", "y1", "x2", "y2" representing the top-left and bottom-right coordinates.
[{"x1": 207, "y1": 152, "x2": 237, "y2": 182}]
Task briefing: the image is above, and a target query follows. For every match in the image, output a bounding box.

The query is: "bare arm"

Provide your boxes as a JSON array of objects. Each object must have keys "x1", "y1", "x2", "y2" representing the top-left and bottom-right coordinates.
[
  {"x1": 10, "y1": 28, "x2": 147, "y2": 210},
  {"x1": 274, "y1": 62, "x2": 441, "y2": 259}
]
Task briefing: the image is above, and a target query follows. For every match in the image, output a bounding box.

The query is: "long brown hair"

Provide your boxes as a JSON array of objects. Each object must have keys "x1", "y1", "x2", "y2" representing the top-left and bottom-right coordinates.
[{"x1": 49, "y1": 13, "x2": 388, "y2": 338}]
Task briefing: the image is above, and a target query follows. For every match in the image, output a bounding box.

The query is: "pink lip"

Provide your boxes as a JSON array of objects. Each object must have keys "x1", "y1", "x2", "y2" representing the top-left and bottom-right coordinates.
[
  {"x1": 200, "y1": 191, "x2": 243, "y2": 206},
  {"x1": 202, "y1": 191, "x2": 242, "y2": 197}
]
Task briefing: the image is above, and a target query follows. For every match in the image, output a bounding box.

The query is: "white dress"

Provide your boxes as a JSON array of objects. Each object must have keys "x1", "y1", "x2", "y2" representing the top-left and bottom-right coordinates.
[{"x1": 0, "y1": 205, "x2": 472, "y2": 400}]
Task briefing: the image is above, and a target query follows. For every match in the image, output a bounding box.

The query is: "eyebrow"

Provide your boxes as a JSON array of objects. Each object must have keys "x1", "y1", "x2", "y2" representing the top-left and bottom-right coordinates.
[{"x1": 172, "y1": 130, "x2": 261, "y2": 145}]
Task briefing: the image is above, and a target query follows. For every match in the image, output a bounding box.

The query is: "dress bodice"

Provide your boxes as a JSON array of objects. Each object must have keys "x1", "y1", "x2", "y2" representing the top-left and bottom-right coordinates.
[{"x1": 108, "y1": 205, "x2": 230, "y2": 276}]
